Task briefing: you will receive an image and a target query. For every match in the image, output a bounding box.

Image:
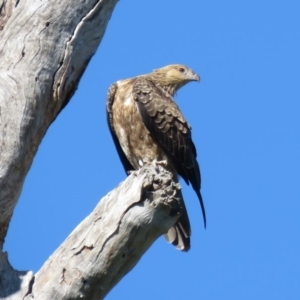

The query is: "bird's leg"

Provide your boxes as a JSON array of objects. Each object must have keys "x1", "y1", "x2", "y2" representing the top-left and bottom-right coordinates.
[
  {"x1": 151, "y1": 159, "x2": 167, "y2": 167},
  {"x1": 149, "y1": 159, "x2": 168, "y2": 173}
]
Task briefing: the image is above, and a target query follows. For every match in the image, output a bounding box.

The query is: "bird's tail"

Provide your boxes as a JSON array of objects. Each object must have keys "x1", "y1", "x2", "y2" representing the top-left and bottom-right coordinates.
[
  {"x1": 164, "y1": 190, "x2": 191, "y2": 251},
  {"x1": 195, "y1": 189, "x2": 206, "y2": 229}
]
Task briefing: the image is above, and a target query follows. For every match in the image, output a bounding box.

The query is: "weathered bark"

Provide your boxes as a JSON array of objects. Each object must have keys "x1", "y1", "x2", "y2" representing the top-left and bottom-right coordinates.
[
  {"x1": 0, "y1": 166, "x2": 181, "y2": 299},
  {"x1": 0, "y1": 0, "x2": 118, "y2": 248}
]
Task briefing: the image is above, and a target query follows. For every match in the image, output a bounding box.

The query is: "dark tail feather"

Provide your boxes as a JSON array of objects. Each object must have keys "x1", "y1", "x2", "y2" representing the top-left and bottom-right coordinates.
[
  {"x1": 195, "y1": 189, "x2": 206, "y2": 228},
  {"x1": 164, "y1": 191, "x2": 191, "y2": 251}
]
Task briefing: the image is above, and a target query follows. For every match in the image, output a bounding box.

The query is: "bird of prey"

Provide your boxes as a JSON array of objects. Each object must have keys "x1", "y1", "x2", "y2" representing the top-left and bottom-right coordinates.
[{"x1": 106, "y1": 64, "x2": 205, "y2": 251}]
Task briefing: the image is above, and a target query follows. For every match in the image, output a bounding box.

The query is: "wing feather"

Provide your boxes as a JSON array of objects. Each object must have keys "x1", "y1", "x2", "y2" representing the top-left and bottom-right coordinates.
[
  {"x1": 133, "y1": 78, "x2": 206, "y2": 227},
  {"x1": 106, "y1": 83, "x2": 134, "y2": 174}
]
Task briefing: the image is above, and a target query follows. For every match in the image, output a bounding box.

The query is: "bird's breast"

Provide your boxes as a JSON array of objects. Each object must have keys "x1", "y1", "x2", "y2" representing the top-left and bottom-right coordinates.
[{"x1": 112, "y1": 87, "x2": 168, "y2": 169}]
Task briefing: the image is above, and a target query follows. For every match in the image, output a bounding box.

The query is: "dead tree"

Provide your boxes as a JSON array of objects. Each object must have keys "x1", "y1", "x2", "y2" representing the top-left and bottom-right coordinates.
[{"x1": 0, "y1": 1, "x2": 182, "y2": 299}]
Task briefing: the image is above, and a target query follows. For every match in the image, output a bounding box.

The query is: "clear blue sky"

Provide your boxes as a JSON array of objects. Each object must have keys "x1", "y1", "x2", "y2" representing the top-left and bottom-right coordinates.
[{"x1": 5, "y1": 0, "x2": 300, "y2": 299}]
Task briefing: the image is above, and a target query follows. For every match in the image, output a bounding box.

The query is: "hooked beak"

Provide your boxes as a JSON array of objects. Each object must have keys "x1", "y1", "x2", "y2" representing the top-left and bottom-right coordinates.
[{"x1": 191, "y1": 72, "x2": 200, "y2": 82}]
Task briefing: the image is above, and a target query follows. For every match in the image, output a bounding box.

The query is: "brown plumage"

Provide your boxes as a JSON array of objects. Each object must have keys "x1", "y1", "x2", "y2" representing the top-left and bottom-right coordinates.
[{"x1": 106, "y1": 64, "x2": 205, "y2": 251}]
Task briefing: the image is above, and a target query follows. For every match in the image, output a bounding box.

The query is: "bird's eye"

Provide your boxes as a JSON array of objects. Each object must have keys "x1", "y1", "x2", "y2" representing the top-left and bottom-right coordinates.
[{"x1": 179, "y1": 67, "x2": 185, "y2": 73}]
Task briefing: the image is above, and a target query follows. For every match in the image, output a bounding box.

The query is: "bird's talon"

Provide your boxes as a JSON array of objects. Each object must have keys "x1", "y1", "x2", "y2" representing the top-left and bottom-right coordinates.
[{"x1": 152, "y1": 160, "x2": 167, "y2": 167}]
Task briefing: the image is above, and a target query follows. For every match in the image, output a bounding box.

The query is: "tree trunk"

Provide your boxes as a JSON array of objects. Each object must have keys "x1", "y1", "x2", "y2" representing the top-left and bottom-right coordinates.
[
  {"x1": 0, "y1": 0, "x2": 118, "y2": 247},
  {"x1": 0, "y1": 1, "x2": 181, "y2": 298}
]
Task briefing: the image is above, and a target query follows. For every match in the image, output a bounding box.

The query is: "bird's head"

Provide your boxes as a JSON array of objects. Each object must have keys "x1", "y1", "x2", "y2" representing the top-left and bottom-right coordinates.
[{"x1": 151, "y1": 64, "x2": 200, "y2": 96}]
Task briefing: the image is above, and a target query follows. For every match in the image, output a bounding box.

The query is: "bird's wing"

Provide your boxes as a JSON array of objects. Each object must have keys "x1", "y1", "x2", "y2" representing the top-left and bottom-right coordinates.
[
  {"x1": 133, "y1": 77, "x2": 206, "y2": 227},
  {"x1": 106, "y1": 83, "x2": 134, "y2": 174}
]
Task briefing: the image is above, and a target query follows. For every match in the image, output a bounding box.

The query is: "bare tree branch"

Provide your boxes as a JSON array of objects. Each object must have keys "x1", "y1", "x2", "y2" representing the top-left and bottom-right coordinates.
[{"x1": 1, "y1": 166, "x2": 181, "y2": 299}]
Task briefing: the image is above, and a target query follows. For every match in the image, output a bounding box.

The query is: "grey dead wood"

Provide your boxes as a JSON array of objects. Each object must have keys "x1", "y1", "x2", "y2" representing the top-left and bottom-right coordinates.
[
  {"x1": 0, "y1": 0, "x2": 118, "y2": 246},
  {"x1": 1, "y1": 166, "x2": 182, "y2": 299},
  {"x1": 0, "y1": 0, "x2": 183, "y2": 299},
  {"x1": 0, "y1": 0, "x2": 118, "y2": 249}
]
